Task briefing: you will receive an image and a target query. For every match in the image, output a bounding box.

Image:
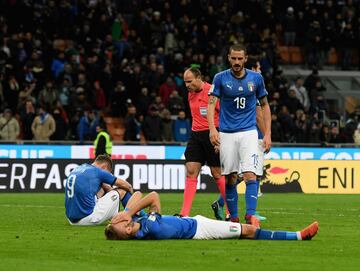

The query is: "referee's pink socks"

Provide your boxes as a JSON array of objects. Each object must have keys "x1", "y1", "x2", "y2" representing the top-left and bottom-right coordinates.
[
  {"x1": 180, "y1": 177, "x2": 198, "y2": 216},
  {"x1": 215, "y1": 176, "x2": 228, "y2": 213}
]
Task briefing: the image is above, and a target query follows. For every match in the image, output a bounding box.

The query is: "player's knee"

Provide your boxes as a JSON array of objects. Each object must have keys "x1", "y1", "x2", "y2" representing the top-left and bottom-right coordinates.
[
  {"x1": 132, "y1": 191, "x2": 142, "y2": 197},
  {"x1": 186, "y1": 163, "x2": 201, "y2": 178},
  {"x1": 243, "y1": 172, "x2": 256, "y2": 181},
  {"x1": 210, "y1": 167, "x2": 222, "y2": 179},
  {"x1": 226, "y1": 173, "x2": 238, "y2": 185}
]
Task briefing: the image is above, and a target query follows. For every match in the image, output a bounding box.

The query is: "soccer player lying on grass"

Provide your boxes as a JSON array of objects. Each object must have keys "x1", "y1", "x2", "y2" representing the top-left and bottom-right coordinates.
[
  {"x1": 104, "y1": 191, "x2": 318, "y2": 241},
  {"x1": 65, "y1": 154, "x2": 139, "y2": 226}
]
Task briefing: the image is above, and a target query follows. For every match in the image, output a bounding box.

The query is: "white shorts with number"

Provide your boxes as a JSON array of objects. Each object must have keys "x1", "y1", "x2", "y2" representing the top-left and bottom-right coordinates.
[
  {"x1": 192, "y1": 215, "x2": 242, "y2": 239},
  {"x1": 219, "y1": 129, "x2": 259, "y2": 175},
  {"x1": 69, "y1": 190, "x2": 120, "y2": 226},
  {"x1": 256, "y1": 139, "x2": 264, "y2": 176}
]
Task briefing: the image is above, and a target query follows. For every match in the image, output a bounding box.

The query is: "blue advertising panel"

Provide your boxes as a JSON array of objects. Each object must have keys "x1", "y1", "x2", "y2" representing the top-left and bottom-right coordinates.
[
  {"x1": 165, "y1": 146, "x2": 360, "y2": 160},
  {"x1": 0, "y1": 145, "x2": 71, "y2": 159},
  {"x1": 1, "y1": 145, "x2": 360, "y2": 160}
]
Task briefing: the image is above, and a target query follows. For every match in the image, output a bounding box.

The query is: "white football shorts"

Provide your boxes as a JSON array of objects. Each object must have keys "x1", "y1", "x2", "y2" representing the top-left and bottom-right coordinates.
[
  {"x1": 69, "y1": 190, "x2": 120, "y2": 226},
  {"x1": 192, "y1": 215, "x2": 242, "y2": 240},
  {"x1": 219, "y1": 129, "x2": 259, "y2": 175}
]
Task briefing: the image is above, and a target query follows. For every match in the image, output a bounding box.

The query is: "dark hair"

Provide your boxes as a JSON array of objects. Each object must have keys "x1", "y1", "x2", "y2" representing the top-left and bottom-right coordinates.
[
  {"x1": 245, "y1": 55, "x2": 258, "y2": 70},
  {"x1": 186, "y1": 67, "x2": 202, "y2": 78},
  {"x1": 98, "y1": 118, "x2": 107, "y2": 130},
  {"x1": 229, "y1": 44, "x2": 247, "y2": 55},
  {"x1": 95, "y1": 154, "x2": 113, "y2": 171}
]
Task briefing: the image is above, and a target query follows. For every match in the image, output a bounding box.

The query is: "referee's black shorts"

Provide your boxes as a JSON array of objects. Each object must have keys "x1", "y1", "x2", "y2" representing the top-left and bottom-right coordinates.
[{"x1": 184, "y1": 130, "x2": 220, "y2": 167}]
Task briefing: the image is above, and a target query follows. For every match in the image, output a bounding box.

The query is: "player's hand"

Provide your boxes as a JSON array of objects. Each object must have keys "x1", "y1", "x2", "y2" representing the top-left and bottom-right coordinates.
[
  {"x1": 111, "y1": 211, "x2": 132, "y2": 225},
  {"x1": 214, "y1": 144, "x2": 220, "y2": 154},
  {"x1": 209, "y1": 128, "x2": 220, "y2": 148},
  {"x1": 263, "y1": 133, "x2": 272, "y2": 153}
]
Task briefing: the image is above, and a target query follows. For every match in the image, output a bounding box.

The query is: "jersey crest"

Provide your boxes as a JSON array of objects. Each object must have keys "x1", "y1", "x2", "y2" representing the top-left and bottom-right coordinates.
[{"x1": 248, "y1": 81, "x2": 255, "y2": 92}]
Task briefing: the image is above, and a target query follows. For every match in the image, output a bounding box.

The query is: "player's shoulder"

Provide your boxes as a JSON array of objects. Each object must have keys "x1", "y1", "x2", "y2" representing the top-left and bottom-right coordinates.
[
  {"x1": 72, "y1": 163, "x2": 90, "y2": 174},
  {"x1": 203, "y1": 81, "x2": 212, "y2": 90},
  {"x1": 246, "y1": 69, "x2": 263, "y2": 79},
  {"x1": 214, "y1": 69, "x2": 231, "y2": 79}
]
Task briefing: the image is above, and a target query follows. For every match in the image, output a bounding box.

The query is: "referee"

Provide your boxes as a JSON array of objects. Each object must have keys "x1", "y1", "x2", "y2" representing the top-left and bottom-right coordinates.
[{"x1": 179, "y1": 67, "x2": 227, "y2": 217}]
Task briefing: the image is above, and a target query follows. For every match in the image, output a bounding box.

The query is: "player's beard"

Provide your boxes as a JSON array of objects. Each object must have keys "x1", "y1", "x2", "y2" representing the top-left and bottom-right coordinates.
[{"x1": 232, "y1": 64, "x2": 243, "y2": 76}]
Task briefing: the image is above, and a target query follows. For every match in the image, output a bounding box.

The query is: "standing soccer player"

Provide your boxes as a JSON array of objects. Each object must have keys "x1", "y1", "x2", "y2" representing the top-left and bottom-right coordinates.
[
  {"x1": 179, "y1": 67, "x2": 227, "y2": 217},
  {"x1": 212, "y1": 56, "x2": 267, "y2": 221},
  {"x1": 207, "y1": 45, "x2": 272, "y2": 226},
  {"x1": 65, "y1": 155, "x2": 133, "y2": 226}
]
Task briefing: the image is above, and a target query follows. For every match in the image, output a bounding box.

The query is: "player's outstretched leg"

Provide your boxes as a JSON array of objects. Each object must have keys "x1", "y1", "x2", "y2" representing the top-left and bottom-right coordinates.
[
  {"x1": 247, "y1": 221, "x2": 319, "y2": 240},
  {"x1": 300, "y1": 221, "x2": 319, "y2": 240}
]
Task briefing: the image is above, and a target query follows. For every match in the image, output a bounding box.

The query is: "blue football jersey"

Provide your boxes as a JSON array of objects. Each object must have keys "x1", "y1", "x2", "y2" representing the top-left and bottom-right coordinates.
[
  {"x1": 209, "y1": 69, "x2": 268, "y2": 133},
  {"x1": 135, "y1": 213, "x2": 197, "y2": 240},
  {"x1": 65, "y1": 163, "x2": 116, "y2": 221}
]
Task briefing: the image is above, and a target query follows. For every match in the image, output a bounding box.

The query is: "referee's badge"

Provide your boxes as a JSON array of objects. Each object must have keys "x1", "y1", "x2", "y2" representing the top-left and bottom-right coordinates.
[
  {"x1": 248, "y1": 82, "x2": 255, "y2": 92},
  {"x1": 199, "y1": 107, "x2": 207, "y2": 116}
]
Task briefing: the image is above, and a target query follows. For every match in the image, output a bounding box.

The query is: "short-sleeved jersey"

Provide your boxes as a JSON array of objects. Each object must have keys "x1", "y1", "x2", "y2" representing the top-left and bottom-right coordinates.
[
  {"x1": 209, "y1": 69, "x2": 268, "y2": 133},
  {"x1": 65, "y1": 163, "x2": 116, "y2": 221},
  {"x1": 135, "y1": 213, "x2": 197, "y2": 240},
  {"x1": 188, "y1": 82, "x2": 220, "y2": 131}
]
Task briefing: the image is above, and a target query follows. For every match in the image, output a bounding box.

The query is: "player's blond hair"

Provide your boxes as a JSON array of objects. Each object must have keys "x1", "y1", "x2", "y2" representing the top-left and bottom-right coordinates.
[
  {"x1": 94, "y1": 154, "x2": 113, "y2": 171},
  {"x1": 104, "y1": 223, "x2": 131, "y2": 240}
]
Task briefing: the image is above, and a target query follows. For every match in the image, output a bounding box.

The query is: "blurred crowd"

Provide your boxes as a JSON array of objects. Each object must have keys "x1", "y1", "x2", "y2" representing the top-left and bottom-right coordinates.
[{"x1": 0, "y1": 0, "x2": 360, "y2": 145}]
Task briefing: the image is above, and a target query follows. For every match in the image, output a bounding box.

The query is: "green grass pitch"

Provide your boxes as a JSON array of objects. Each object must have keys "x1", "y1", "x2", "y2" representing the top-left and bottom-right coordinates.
[{"x1": 0, "y1": 193, "x2": 359, "y2": 271}]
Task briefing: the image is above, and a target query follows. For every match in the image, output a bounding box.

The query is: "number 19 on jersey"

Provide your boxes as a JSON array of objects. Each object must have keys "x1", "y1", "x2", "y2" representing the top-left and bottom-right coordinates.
[{"x1": 234, "y1": 97, "x2": 246, "y2": 109}]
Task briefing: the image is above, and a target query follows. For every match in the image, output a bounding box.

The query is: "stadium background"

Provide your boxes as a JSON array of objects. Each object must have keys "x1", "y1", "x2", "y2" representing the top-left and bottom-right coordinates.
[{"x1": 0, "y1": 1, "x2": 360, "y2": 271}]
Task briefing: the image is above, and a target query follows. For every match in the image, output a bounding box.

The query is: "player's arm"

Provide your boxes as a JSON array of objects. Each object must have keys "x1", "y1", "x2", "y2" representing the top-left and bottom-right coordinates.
[
  {"x1": 207, "y1": 95, "x2": 220, "y2": 146},
  {"x1": 259, "y1": 96, "x2": 272, "y2": 153},
  {"x1": 256, "y1": 105, "x2": 266, "y2": 136},
  {"x1": 113, "y1": 178, "x2": 133, "y2": 194},
  {"x1": 111, "y1": 192, "x2": 161, "y2": 224},
  {"x1": 126, "y1": 191, "x2": 161, "y2": 216}
]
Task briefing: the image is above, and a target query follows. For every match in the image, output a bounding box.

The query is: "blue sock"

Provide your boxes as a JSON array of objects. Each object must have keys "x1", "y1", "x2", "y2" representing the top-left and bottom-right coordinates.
[
  {"x1": 254, "y1": 229, "x2": 299, "y2": 240},
  {"x1": 225, "y1": 184, "x2": 238, "y2": 219},
  {"x1": 245, "y1": 180, "x2": 258, "y2": 216},
  {"x1": 121, "y1": 192, "x2": 132, "y2": 209},
  {"x1": 217, "y1": 195, "x2": 224, "y2": 207}
]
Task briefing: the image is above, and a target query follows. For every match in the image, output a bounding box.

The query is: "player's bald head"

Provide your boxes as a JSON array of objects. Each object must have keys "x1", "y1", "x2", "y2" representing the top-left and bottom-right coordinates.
[
  {"x1": 184, "y1": 67, "x2": 202, "y2": 79},
  {"x1": 183, "y1": 67, "x2": 203, "y2": 92}
]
